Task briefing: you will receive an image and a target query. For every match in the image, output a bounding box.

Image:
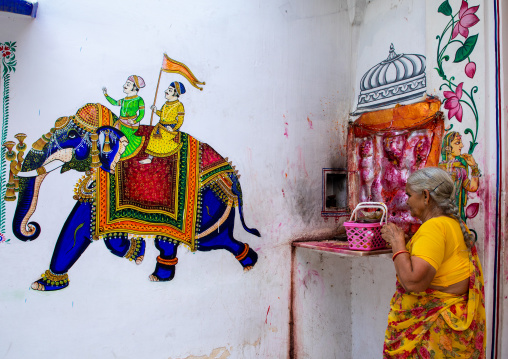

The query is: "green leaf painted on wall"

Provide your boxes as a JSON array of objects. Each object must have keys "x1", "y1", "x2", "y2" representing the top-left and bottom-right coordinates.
[
  {"x1": 438, "y1": 0, "x2": 453, "y2": 16},
  {"x1": 454, "y1": 35, "x2": 478, "y2": 63}
]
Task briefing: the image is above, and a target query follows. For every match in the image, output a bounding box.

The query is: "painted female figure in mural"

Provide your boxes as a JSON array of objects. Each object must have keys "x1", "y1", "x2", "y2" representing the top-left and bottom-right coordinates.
[
  {"x1": 140, "y1": 81, "x2": 185, "y2": 164},
  {"x1": 102, "y1": 75, "x2": 146, "y2": 159},
  {"x1": 438, "y1": 131, "x2": 480, "y2": 221}
]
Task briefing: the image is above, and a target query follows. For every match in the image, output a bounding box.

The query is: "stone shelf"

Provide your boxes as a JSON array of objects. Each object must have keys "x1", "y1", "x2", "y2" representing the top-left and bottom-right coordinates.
[{"x1": 292, "y1": 239, "x2": 392, "y2": 257}]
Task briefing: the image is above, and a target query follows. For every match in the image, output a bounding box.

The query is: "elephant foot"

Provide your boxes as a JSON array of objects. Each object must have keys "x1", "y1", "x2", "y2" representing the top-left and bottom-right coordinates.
[
  {"x1": 149, "y1": 256, "x2": 178, "y2": 282},
  {"x1": 125, "y1": 237, "x2": 145, "y2": 265},
  {"x1": 31, "y1": 270, "x2": 70, "y2": 291},
  {"x1": 236, "y1": 244, "x2": 257, "y2": 271}
]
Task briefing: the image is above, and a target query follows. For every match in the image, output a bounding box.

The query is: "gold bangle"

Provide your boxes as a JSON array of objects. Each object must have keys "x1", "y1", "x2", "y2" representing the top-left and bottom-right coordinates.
[{"x1": 392, "y1": 250, "x2": 410, "y2": 261}]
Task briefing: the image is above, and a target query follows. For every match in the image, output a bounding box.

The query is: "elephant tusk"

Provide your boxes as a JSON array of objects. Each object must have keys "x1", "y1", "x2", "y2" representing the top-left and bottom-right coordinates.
[
  {"x1": 16, "y1": 160, "x2": 66, "y2": 177},
  {"x1": 17, "y1": 148, "x2": 73, "y2": 178}
]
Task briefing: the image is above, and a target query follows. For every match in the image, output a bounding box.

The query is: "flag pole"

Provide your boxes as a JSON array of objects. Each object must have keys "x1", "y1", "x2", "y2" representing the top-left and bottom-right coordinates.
[{"x1": 151, "y1": 69, "x2": 163, "y2": 125}]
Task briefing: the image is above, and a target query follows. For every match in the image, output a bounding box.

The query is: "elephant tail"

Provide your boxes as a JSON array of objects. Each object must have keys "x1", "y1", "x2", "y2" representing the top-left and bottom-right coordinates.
[
  {"x1": 229, "y1": 173, "x2": 260, "y2": 237},
  {"x1": 238, "y1": 203, "x2": 261, "y2": 237}
]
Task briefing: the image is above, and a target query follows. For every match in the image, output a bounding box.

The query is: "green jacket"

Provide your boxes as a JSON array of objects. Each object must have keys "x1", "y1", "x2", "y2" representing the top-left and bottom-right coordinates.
[{"x1": 105, "y1": 94, "x2": 145, "y2": 123}]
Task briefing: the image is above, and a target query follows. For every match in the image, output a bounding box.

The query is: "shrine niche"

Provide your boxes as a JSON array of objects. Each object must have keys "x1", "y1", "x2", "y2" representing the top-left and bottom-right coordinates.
[{"x1": 347, "y1": 98, "x2": 444, "y2": 234}]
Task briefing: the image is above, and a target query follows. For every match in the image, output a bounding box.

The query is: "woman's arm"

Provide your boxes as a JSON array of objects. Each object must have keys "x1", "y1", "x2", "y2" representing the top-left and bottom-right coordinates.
[
  {"x1": 393, "y1": 255, "x2": 437, "y2": 292},
  {"x1": 381, "y1": 223, "x2": 437, "y2": 292}
]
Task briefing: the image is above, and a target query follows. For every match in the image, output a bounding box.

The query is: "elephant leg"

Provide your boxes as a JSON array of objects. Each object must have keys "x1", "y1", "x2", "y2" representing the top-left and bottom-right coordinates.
[
  {"x1": 104, "y1": 233, "x2": 145, "y2": 265},
  {"x1": 32, "y1": 201, "x2": 93, "y2": 291},
  {"x1": 149, "y1": 238, "x2": 179, "y2": 282},
  {"x1": 198, "y1": 211, "x2": 258, "y2": 272}
]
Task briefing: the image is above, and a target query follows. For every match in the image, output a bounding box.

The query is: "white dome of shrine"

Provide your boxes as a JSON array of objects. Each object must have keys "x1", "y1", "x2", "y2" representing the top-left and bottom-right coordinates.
[{"x1": 354, "y1": 44, "x2": 426, "y2": 113}]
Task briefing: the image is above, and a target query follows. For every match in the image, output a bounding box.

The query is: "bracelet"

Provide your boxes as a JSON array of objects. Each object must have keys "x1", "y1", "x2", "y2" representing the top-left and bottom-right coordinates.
[
  {"x1": 471, "y1": 165, "x2": 481, "y2": 177},
  {"x1": 392, "y1": 250, "x2": 410, "y2": 261}
]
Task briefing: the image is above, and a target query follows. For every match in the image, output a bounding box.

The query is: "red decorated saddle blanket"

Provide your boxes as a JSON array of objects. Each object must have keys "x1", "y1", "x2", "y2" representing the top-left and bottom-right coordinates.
[{"x1": 95, "y1": 126, "x2": 234, "y2": 250}]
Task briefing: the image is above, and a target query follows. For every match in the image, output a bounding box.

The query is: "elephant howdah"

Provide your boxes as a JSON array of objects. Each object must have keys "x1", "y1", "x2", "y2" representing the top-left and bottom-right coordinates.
[{"x1": 7, "y1": 103, "x2": 260, "y2": 291}]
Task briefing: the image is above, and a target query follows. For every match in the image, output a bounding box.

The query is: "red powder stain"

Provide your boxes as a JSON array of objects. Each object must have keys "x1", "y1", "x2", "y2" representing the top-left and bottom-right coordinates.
[
  {"x1": 481, "y1": 174, "x2": 495, "y2": 247},
  {"x1": 307, "y1": 117, "x2": 313, "y2": 129},
  {"x1": 265, "y1": 305, "x2": 271, "y2": 324},
  {"x1": 282, "y1": 189, "x2": 285, "y2": 198},
  {"x1": 284, "y1": 122, "x2": 289, "y2": 138}
]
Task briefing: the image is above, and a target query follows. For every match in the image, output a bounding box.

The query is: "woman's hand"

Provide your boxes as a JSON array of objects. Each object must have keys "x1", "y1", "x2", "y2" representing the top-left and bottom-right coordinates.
[
  {"x1": 381, "y1": 222, "x2": 406, "y2": 250},
  {"x1": 462, "y1": 153, "x2": 476, "y2": 167}
]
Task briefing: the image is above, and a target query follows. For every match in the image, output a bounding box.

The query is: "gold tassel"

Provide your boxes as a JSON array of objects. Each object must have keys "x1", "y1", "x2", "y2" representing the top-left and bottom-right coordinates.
[
  {"x1": 32, "y1": 129, "x2": 55, "y2": 151},
  {"x1": 90, "y1": 133, "x2": 100, "y2": 168},
  {"x1": 103, "y1": 131, "x2": 111, "y2": 153},
  {"x1": 32, "y1": 137, "x2": 48, "y2": 151}
]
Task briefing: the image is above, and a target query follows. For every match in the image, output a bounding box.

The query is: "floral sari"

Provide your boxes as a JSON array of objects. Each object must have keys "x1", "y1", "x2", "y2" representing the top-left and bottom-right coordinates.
[{"x1": 383, "y1": 246, "x2": 486, "y2": 358}]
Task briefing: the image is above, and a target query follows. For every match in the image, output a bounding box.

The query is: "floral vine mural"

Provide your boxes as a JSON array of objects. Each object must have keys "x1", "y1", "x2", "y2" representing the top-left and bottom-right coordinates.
[
  {"x1": 435, "y1": 0, "x2": 481, "y2": 224},
  {"x1": 0, "y1": 41, "x2": 17, "y2": 243}
]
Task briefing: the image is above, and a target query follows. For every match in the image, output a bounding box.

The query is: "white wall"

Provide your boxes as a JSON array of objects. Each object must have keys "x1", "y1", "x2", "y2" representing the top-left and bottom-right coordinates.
[
  {"x1": 0, "y1": 0, "x2": 352, "y2": 358},
  {"x1": 350, "y1": 0, "x2": 426, "y2": 113},
  {"x1": 292, "y1": 249, "x2": 353, "y2": 359}
]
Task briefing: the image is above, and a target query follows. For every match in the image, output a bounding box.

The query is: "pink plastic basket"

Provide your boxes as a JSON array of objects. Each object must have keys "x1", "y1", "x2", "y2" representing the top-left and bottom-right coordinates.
[{"x1": 343, "y1": 202, "x2": 388, "y2": 251}]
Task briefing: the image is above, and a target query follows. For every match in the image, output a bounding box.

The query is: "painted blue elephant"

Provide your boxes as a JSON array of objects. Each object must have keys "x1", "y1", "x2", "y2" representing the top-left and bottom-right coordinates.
[{"x1": 10, "y1": 103, "x2": 260, "y2": 291}]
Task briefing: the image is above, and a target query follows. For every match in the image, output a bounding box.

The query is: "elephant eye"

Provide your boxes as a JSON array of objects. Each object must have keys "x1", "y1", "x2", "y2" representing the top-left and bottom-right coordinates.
[{"x1": 68, "y1": 130, "x2": 78, "y2": 139}]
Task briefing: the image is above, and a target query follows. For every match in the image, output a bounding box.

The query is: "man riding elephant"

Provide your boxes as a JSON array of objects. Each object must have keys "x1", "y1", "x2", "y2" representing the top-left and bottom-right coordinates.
[
  {"x1": 102, "y1": 75, "x2": 146, "y2": 159},
  {"x1": 139, "y1": 81, "x2": 186, "y2": 164}
]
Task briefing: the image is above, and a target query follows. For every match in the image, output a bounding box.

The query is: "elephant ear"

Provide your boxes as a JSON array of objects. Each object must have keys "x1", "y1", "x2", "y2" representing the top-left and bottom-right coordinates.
[{"x1": 96, "y1": 126, "x2": 128, "y2": 173}]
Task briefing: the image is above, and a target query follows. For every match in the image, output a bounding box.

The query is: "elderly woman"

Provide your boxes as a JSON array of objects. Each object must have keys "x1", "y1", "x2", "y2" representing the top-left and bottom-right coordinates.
[{"x1": 380, "y1": 167, "x2": 485, "y2": 358}]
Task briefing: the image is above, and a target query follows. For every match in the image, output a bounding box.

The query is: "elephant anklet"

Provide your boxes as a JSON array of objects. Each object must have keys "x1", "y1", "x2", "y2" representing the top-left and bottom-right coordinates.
[
  {"x1": 124, "y1": 237, "x2": 145, "y2": 264},
  {"x1": 32, "y1": 270, "x2": 69, "y2": 291}
]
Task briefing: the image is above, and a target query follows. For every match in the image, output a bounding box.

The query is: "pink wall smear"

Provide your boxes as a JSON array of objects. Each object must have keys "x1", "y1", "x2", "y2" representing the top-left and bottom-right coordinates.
[
  {"x1": 283, "y1": 114, "x2": 289, "y2": 138},
  {"x1": 307, "y1": 117, "x2": 314, "y2": 129}
]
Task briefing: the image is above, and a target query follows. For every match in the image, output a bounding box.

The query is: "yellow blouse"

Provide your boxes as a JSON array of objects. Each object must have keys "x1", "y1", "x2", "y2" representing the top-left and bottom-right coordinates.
[{"x1": 407, "y1": 216, "x2": 470, "y2": 287}]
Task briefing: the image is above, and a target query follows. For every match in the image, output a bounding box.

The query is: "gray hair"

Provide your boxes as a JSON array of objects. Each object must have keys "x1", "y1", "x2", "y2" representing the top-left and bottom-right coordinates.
[{"x1": 406, "y1": 167, "x2": 475, "y2": 248}]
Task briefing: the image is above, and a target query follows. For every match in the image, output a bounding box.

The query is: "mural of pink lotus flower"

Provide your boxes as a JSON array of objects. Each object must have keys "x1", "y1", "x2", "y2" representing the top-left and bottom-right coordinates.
[
  {"x1": 466, "y1": 202, "x2": 480, "y2": 219},
  {"x1": 465, "y1": 62, "x2": 476, "y2": 78},
  {"x1": 452, "y1": 1, "x2": 480, "y2": 39},
  {"x1": 443, "y1": 82, "x2": 464, "y2": 122}
]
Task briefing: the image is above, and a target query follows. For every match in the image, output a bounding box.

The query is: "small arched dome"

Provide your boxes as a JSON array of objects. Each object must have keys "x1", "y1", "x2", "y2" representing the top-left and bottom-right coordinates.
[{"x1": 354, "y1": 44, "x2": 426, "y2": 113}]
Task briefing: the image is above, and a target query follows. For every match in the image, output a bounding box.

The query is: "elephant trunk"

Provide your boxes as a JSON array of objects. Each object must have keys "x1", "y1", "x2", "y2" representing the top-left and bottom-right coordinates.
[
  {"x1": 12, "y1": 174, "x2": 47, "y2": 241},
  {"x1": 12, "y1": 148, "x2": 72, "y2": 241}
]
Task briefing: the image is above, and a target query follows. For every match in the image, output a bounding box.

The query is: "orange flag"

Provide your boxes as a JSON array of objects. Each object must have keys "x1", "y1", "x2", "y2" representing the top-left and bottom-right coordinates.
[{"x1": 161, "y1": 54, "x2": 205, "y2": 91}]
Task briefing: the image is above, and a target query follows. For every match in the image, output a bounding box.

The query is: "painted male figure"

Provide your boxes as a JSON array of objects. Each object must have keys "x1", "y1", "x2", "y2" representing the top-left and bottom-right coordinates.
[
  {"x1": 102, "y1": 75, "x2": 146, "y2": 159},
  {"x1": 139, "y1": 81, "x2": 186, "y2": 164}
]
